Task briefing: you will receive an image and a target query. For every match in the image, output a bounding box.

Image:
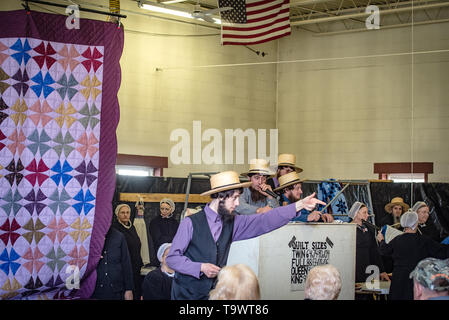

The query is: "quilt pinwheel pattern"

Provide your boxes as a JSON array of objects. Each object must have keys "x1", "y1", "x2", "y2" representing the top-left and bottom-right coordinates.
[{"x1": 0, "y1": 10, "x2": 123, "y2": 299}]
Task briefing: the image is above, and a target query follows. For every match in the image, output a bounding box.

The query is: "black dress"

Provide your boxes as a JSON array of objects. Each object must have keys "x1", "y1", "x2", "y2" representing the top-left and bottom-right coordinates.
[
  {"x1": 112, "y1": 219, "x2": 143, "y2": 300},
  {"x1": 91, "y1": 228, "x2": 134, "y2": 300},
  {"x1": 418, "y1": 219, "x2": 443, "y2": 243},
  {"x1": 355, "y1": 225, "x2": 385, "y2": 283},
  {"x1": 379, "y1": 214, "x2": 403, "y2": 273},
  {"x1": 379, "y1": 233, "x2": 449, "y2": 300},
  {"x1": 149, "y1": 215, "x2": 179, "y2": 262},
  {"x1": 142, "y1": 268, "x2": 173, "y2": 300}
]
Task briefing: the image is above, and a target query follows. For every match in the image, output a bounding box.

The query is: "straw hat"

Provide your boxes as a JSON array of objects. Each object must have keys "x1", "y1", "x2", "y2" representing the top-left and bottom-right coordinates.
[
  {"x1": 241, "y1": 159, "x2": 275, "y2": 177},
  {"x1": 277, "y1": 154, "x2": 303, "y2": 173},
  {"x1": 200, "y1": 171, "x2": 252, "y2": 197},
  {"x1": 384, "y1": 197, "x2": 410, "y2": 214},
  {"x1": 273, "y1": 171, "x2": 305, "y2": 192}
]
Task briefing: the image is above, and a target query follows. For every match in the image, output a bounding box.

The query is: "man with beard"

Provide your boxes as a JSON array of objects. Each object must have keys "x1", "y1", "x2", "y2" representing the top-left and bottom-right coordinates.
[
  {"x1": 381, "y1": 197, "x2": 410, "y2": 230},
  {"x1": 274, "y1": 171, "x2": 334, "y2": 223},
  {"x1": 166, "y1": 171, "x2": 326, "y2": 300},
  {"x1": 235, "y1": 159, "x2": 279, "y2": 215}
]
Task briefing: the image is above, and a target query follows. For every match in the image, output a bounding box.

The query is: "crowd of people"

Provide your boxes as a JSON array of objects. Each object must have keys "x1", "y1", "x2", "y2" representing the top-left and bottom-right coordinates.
[{"x1": 90, "y1": 154, "x2": 449, "y2": 300}]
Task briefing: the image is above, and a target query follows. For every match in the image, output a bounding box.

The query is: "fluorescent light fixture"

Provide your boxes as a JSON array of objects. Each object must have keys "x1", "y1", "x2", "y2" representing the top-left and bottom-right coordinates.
[
  {"x1": 138, "y1": 1, "x2": 221, "y2": 24},
  {"x1": 116, "y1": 165, "x2": 154, "y2": 177},
  {"x1": 117, "y1": 169, "x2": 150, "y2": 176},
  {"x1": 388, "y1": 173, "x2": 425, "y2": 183},
  {"x1": 140, "y1": 2, "x2": 192, "y2": 19}
]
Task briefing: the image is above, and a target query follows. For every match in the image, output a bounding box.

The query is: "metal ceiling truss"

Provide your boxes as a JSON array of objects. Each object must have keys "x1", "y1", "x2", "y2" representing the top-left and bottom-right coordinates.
[
  {"x1": 288, "y1": 0, "x2": 449, "y2": 34},
  {"x1": 188, "y1": 0, "x2": 449, "y2": 34}
]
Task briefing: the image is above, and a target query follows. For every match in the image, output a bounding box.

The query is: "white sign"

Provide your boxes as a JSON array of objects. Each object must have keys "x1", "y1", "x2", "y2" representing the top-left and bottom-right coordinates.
[{"x1": 227, "y1": 222, "x2": 356, "y2": 299}]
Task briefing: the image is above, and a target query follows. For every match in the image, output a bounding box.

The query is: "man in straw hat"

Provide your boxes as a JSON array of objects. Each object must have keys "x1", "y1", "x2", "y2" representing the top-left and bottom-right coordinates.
[
  {"x1": 166, "y1": 170, "x2": 326, "y2": 300},
  {"x1": 267, "y1": 153, "x2": 303, "y2": 191},
  {"x1": 235, "y1": 159, "x2": 280, "y2": 215},
  {"x1": 274, "y1": 171, "x2": 334, "y2": 223},
  {"x1": 379, "y1": 197, "x2": 410, "y2": 275},
  {"x1": 381, "y1": 197, "x2": 410, "y2": 230}
]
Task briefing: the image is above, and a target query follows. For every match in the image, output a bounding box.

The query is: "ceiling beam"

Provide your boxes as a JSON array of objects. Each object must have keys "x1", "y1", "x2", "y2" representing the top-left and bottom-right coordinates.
[
  {"x1": 314, "y1": 17, "x2": 449, "y2": 35},
  {"x1": 291, "y1": 2, "x2": 449, "y2": 26}
]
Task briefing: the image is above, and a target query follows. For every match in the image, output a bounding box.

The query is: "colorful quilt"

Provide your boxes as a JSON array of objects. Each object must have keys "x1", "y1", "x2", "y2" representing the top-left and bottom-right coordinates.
[
  {"x1": 317, "y1": 180, "x2": 350, "y2": 222},
  {"x1": 0, "y1": 10, "x2": 123, "y2": 299}
]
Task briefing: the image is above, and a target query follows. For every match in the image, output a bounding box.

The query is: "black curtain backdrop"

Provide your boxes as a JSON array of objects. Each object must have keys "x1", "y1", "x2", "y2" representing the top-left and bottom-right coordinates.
[
  {"x1": 370, "y1": 182, "x2": 449, "y2": 238},
  {"x1": 113, "y1": 175, "x2": 210, "y2": 265},
  {"x1": 113, "y1": 176, "x2": 449, "y2": 265}
]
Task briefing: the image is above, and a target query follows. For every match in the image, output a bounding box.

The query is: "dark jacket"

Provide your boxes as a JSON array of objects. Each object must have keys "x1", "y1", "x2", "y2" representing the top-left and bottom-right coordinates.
[
  {"x1": 142, "y1": 268, "x2": 173, "y2": 300},
  {"x1": 91, "y1": 228, "x2": 134, "y2": 300},
  {"x1": 149, "y1": 215, "x2": 179, "y2": 257},
  {"x1": 379, "y1": 233, "x2": 449, "y2": 300},
  {"x1": 418, "y1": 219, "x2": 443, "y2": 243},
  {"x1": 112, "y1": 219, "x2": 143, "y2": 299}
]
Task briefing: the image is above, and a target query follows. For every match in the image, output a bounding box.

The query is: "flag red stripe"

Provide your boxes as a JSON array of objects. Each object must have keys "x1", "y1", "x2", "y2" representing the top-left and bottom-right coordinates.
[
  {"x1": 222, "y1": 31, "x2": 291, "y2": 45},
  {"x1": 222, "y1": 25, "x2": 290, "y2": 39},
  {"x1": 247, "y1": 2, "x2": 288, "y2": 16},
  {"x1": 246, "y1": 0, "x2": 289, "y2": 9},
  {"x1": 223, "y1": 16, "x2": 289, "y2": 32},
  {"x1": 246, "y1": 8, "x2": 290, "y2": 23}
]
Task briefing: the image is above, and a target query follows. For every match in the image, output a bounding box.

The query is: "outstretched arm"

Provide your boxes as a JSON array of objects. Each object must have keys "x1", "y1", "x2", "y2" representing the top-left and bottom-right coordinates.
[{"x1": 233, "y1": 193, "x2": 326, "y2": 241}]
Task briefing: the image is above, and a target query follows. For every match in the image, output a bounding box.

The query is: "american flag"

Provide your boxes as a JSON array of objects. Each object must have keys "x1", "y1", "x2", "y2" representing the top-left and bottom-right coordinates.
[{"x1": 219, "y1": 0, "x2": 291, "y2": 45}]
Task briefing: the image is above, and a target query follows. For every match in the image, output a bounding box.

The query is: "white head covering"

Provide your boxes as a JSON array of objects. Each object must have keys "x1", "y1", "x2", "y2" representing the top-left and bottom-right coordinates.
[
  {"x1": 160, "y1": 198, "x2": 175, "y2": 217},
  {"x1": 157, "y1": 243, "x2": 171, "y2": 263},
  {"x1": 115, "y1": 203, "x2": 131, "y2": 216},
  {"x1": 348, "y1": 202, "x2": 366, "y2": 219},
  {"x1": 412, "y1": 201, "x2": 428, "y2": 212},
  {"x1": 114, "y1": 204, "x2": 132, "y2": 228},
  {"x1": 400, "y1": 210, "x2": 419, "y2": 229}
]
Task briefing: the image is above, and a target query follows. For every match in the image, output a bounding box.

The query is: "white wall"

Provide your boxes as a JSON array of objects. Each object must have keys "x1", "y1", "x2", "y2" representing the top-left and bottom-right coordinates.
[
  {"x1": 0, "y1": 0, "x2": 279, "y2": 178},
  {"x1": 2, "y1": 0, "x2": 447, "y2": 181},
  {"x1": 117, "y1": 1, "x2": 278, "y2": 177},
  {"x1": 277, "y1": 22, "x2": 449, "y2": 182}
]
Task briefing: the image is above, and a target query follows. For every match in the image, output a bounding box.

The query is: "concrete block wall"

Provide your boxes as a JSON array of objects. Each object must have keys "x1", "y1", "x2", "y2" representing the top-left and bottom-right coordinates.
[
  {"x1": 277, "y1": 22, "x2": 449, "y2": 182},
  {"x1": 2, "y1": 0, "x2": 447, "y2": 181}
]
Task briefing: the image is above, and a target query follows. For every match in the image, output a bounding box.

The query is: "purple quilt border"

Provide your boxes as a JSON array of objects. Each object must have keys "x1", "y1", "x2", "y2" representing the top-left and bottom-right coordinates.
[{"x1": 0, "y1": 10, "x2": 124, "y2": 299}]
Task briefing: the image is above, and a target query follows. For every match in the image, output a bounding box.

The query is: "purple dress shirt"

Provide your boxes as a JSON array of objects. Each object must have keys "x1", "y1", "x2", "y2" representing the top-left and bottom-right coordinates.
[{"x1": 166, "y1": 202, "x2": 299, "y2": 279}]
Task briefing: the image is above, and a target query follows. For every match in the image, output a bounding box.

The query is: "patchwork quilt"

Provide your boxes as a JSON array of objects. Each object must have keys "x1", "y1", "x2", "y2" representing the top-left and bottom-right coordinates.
[{"x1": 0, "y1": 10, "x2": 123, "y2": 299}]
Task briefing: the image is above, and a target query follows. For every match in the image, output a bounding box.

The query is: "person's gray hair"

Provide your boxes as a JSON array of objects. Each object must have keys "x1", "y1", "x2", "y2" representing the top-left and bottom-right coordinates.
[
  {"x1": 304, "y1": 265, "x2": 342, "y2": 300},
  {"x1": 209, "y1": 264, "x2": 260, "y2": 300}
]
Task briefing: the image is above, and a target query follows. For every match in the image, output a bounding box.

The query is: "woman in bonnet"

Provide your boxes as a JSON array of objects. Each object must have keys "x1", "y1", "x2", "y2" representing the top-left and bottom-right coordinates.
[
  {"x1": 113, "y1": 204, "x2": 143, "y2": 299},
  {"x1": 149, "y1": 198, "x2": 179, "y2": 266}
]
